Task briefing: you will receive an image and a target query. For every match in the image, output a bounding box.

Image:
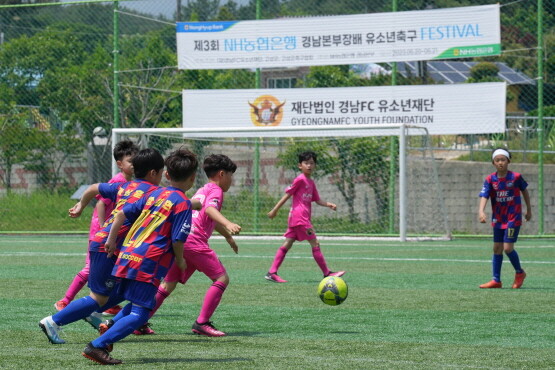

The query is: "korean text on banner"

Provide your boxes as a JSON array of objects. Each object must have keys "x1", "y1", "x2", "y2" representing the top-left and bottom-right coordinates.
[
  {"x1": 176, "y1": 5, "x2": 500, "y2": 70},
  {"x1": 182, "y1": 82, "x2": 506, "y2": 137}
]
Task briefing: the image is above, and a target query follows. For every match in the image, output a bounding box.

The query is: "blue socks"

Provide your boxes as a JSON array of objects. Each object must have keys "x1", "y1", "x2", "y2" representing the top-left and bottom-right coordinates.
[
  {"x1": 492, "y1": 254, "x2": 503, "y2": 282},
  {"x1": 52, "y1": 296, "x2": 100, "y2": 326},
  {"x1": 506, "y1": 250, "x2": 523, "y2": 273},
  {"x1": 111, "y1": 303, "x2": 132, "y2": 324},
  {"x1": 92, "y1": 304, "x2": 150, "y2": 349}
]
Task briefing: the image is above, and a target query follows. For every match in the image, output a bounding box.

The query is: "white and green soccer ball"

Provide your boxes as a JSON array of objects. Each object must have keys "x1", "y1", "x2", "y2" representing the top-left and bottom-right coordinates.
[{"x1": 317, "y1": 276, "x2": 348, "y2": 306}]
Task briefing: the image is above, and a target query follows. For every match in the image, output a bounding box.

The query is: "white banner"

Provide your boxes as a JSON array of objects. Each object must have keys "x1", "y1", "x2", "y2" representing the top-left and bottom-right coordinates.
[
  {"x1": 177, "y1": 5, "x2": 500, "y2": 70},
  {"x1": 182, "y1": 83, "x2": 506, "y2": 137}
]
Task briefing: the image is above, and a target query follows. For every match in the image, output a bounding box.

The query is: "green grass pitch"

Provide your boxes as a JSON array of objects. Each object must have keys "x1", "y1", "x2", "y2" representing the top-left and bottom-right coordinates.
[{"x1": 1, "y1": 235, "x2": 554, "y2": 369}]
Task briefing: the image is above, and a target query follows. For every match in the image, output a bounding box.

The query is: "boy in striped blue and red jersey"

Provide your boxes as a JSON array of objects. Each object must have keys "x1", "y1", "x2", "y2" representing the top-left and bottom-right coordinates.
[
  {"x1": 39, "y1": 148, "x2": 164, "y2": 345},
  {"x1": 478, "y1": 148, "x2": 531, "y2": 289},
  {"x1": 81, "y1": 148, "x2": 199, "y2": 365}
]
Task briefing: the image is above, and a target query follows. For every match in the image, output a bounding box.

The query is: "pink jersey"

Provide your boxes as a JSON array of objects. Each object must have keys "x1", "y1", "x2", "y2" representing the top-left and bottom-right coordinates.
[
  {"x1": 286, "y1": 173, "x2": 320, "y2": 228},
  {"x1": 88, "y1": 172, "x2": 127, "y2": 240},
  {"x1": 185, "y1": 182, "x2": 224, "y2": 250}
]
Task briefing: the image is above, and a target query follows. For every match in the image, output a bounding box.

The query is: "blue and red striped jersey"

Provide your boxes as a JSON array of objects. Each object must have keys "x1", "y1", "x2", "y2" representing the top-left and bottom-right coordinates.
[
  {"x1": 89, "y1": 179, "x2": 159, "y2": 253},
  {"x1": 112, "y1": 186, "x2": 193, "y2": 286},
  {"x1": 479, "y1": 171, "x2": 528, "y2": 229}
]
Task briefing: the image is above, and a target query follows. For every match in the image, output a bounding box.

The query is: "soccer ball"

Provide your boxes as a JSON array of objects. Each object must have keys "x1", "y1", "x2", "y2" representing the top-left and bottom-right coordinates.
[{"x1": 317, "y1": 276, "x2": 348, "y2": 306}]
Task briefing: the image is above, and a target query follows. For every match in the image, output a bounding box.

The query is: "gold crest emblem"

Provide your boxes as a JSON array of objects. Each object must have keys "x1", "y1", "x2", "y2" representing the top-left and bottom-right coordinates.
[{"x1": 248, "y1": 95, "x2": 286, "y2": 126}]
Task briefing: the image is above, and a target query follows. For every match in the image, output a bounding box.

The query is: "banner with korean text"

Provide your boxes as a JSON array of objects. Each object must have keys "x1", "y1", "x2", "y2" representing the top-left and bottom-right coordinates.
[
  {"x1": 177, "y1": 5, "x2": 500, "y2": 70},
  {"x1": 182, "y1": 83, "x2": 506, "y2": 137}
]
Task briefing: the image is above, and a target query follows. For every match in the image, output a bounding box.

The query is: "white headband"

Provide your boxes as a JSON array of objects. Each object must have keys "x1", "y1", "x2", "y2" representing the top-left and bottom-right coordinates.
[{"x1": 492, "y1": 149, "x2": 510, "y2": 160}]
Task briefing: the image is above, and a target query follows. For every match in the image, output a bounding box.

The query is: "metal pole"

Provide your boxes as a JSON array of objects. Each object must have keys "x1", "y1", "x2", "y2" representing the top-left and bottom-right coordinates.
[
  {"x1": 537, "y1": 0, "x2": 544, "y2": 234},
  {"x1": 253, "y1": 0, "x2": 262, "y2": 233},
  {"x1": 399, "y1": 124, "x2": 407, "y2": 242},
  {"x1": 388, "y1": 0, "x2": 398, "y2": 235},
  {"x1": 112, "y1": 0, "x2": 120, "y2": 177}
]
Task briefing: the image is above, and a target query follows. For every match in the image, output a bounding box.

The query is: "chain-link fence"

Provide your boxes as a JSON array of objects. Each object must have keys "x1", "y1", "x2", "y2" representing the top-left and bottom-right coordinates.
[{"x1": 0, "y1": 0, "x2": 554, "y2": 235}]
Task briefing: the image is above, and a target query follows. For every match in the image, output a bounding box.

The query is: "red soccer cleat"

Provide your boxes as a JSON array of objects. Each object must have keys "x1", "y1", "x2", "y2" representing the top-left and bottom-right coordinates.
[
  {"x1": 512, "y1": 271, "x2": 526, "y2": 289},
  {"x1": 192, "y1": 321, "x2": 226, "y2": 337},
  {"x1": 54, "y1": 300, "x2": 68, "y2": 311},
  {"x1": 133, "y1": 322, "x2": 155, "y2": 335},
  {"x1": 479, "y1": 280, "x2": 502, "y2": 289},
  {"x1": 102, "y1": 305, "x2": 122, "y2": 316}
]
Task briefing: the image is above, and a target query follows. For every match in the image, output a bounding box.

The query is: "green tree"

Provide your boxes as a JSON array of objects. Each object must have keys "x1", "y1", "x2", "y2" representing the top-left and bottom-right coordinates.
[
  {"x1": 24, "y1": 125, "x2": 86, "y2": 191},
  {"x1": 0, "y1": 111, "x2": 33, "y2": 192}
]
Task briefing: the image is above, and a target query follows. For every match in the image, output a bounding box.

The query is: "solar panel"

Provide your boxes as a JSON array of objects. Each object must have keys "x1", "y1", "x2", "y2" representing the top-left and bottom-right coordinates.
[
  {"x1": 496, "y1": 63, "x2": 513, "y2": 73},
  {"x1": 446, "y1": 73, "x2": 467, "y2": 83},
  {"x1": 382, "y1": 61, "x2": 533, "y2": 85},
  {"x1": 428, "y1": 61, "x2": 452, "y2": 72}
]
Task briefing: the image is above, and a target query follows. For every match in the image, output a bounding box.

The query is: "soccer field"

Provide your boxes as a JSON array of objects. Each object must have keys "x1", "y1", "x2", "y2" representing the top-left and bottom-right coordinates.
[{"x1": 1, "y1": 235, "x2": 554, "y2": 369}]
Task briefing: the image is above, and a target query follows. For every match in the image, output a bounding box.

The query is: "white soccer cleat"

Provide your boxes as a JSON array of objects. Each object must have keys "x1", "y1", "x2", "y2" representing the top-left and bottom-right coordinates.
[{"x1": 39, "y1": 316, "x2": 65, "y2": 344}]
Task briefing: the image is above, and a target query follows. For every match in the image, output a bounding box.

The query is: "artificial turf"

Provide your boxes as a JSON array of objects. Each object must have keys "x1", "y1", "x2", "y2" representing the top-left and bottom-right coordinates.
[{"x1": 1, "y1": 235, "x2": 554, "y2": 369}]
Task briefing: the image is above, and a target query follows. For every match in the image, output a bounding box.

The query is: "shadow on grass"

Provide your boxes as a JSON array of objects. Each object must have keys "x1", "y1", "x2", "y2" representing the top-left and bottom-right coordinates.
[
  {"x1": 121, "y1": 336, "x2": 238, "y2": 345},
  {"x1": 227, "y1": 331, "x2": 263, "y2": 337},
  {"x1": 330, "y1": 331, "x2": 360, "y2": 334},
  {"x1": 134, "y1": 357, "x2": 251, "y2": 364}
]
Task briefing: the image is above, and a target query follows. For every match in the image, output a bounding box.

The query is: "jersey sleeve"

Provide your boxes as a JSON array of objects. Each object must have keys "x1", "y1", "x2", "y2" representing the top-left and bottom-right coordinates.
[
  {"x1": 98, "y1": 182, "x2": 124, "y2": 202},
  {"x1": 285, "y1": 176, "x2": 301, "y2": 196},
  {"x1": 517, "y1": 174, "x2": 528, "y2": 190},
  {"x1": 205, "y1": 186, "x2": 223, "y2": 211},
  {"x1": 172, "y1": 200, "x2": 193, "y2": 243},
  {"x1": 478, "y1": 177, "x2": 492, "y2": 198}
]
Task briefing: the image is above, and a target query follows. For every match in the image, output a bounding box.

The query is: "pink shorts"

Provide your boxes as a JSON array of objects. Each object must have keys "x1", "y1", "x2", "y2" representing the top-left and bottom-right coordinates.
[
  {"x1": 284, "y1": 225, "x2": 317, "y2": 241},
  {"x1": 164, "y1": 248, "x2": 226, "y2": 284}
]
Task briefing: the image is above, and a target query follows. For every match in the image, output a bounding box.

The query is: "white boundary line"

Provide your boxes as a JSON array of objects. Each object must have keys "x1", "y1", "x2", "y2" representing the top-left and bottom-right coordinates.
[{"x1": 2, "y1": 251, "x2": 554, "y2": 264}]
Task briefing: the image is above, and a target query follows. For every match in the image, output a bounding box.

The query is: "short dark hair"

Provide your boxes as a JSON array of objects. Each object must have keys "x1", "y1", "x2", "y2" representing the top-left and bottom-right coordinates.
[
  {"x1": 113, "y1": 140, "x2": 139, "y2": 161},
  {"x1": 132, "y1": 148, "x2": 165, "y2": 179},
  {"x1": 298, "y1": 151, "x2": 317, "y2": 164},
  {"x1": 165, "y1": 148, "x2": 198, "y2": 182},
  {"x1": 203, "y1": 154, "x2": 237, "y2": 178}
]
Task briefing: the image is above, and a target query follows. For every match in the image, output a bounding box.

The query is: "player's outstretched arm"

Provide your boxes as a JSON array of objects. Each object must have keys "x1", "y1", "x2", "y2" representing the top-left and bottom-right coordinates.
[
  {"x1": 478, "y1": 197, "x2": 488, "y2": 223},
  {"x1": 105, "y1": 211, "x2": 126, "y2": 257},
  {"x1": 205, "y1": 207, "x2": 241, "y2": 235},
  {"x1": 316, "y1": 199, "x2": 337, "y2": 211},
  {"x1": 268, "y1": 193, "x2": 291, "y2": 219},
  {"x1": 215, "y1": 223, "x2": 238, "y2": 254},
  {"x1": 69, "y1": 183, "x2": 100, "y2": 218}
]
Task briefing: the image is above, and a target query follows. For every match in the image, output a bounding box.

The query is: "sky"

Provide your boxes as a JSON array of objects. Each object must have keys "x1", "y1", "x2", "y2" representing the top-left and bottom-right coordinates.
[{"x1": 117, "y1": 0, "x2": 251, "y2": 20}]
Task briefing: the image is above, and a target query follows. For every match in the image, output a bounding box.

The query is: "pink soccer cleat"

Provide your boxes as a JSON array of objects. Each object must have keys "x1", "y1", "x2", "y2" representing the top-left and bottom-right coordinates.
[
  {"x1": 265, "y1": 272, "x2": 287, "y2": 283},
  {"x1": 192, "y1": 321, "x2": 226, "y2": 337},
  {"x1": 325, "y1": 271, "x2": 346, "y2": 278}
]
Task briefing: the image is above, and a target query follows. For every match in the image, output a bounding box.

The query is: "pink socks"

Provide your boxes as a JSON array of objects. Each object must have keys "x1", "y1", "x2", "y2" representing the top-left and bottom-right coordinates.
[
  {"x1": 149, "y1": 286, "x2": 171, "y2": 318},
  {"x1": 197, "y1": 281, "x2": 227, "y2": 324},
  {"x1": 269, "y1": 246, "x2": 289, "y2": 274},
  {"x1": 63, "y1": 271, "x2": 88, "y2": 303},
  {"x1": 311, "y1": 245, "x2": 330, "y2": 275}
]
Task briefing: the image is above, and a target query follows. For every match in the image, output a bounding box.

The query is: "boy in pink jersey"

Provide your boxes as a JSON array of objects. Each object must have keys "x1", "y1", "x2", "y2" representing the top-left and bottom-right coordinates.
[
  {"x1": 265, "y1": 151, "x2": 345, "y2": 283},
  {"x1": 478, "y1": 148, "x2": 531, "y2": 289},
  {"x1": 55, "y1": 140, "x2": 138, "y2": 315},
  {"x1": 145, "y1": 154, "x2": 241, "y2": 337}
]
